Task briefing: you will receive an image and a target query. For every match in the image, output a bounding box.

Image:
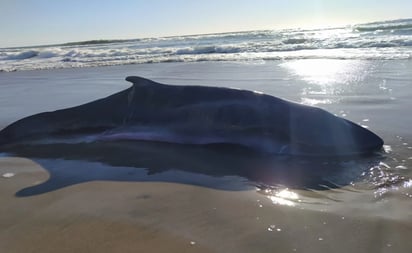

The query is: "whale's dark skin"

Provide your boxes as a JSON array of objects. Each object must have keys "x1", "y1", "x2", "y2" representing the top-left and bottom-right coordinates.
[{"x1": 0, "y1": 76, "x2": 383, "y2": 156}]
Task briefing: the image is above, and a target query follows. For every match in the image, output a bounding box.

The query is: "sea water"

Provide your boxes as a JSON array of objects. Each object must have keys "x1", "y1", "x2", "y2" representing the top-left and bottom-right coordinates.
[{"x1": 1, "y1": 19, "x2": 411, "y2": 72}]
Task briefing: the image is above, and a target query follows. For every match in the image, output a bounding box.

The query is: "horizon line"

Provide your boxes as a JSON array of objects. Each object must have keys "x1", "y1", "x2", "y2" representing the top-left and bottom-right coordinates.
[{"x1": 2, "y1": 17, "x2": 411, "y2": 49}]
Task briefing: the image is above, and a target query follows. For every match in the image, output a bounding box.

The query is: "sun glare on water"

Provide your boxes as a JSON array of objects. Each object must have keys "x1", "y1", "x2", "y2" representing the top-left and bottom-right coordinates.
[
  {"x1": 262, "y1": 188, "x2": 300, "y2": 207},
  {"x1": 281, "y1": 59, "x2": 371, "y2": 105},
  {"x1": 281, "y1": 59, "x2": 369, "y2": 86}
]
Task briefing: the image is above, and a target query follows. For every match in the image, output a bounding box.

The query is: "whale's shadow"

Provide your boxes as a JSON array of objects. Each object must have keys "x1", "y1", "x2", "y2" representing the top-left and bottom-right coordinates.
[{"x1": 2, "y1": 141, "x2": 383, "y2": 197}]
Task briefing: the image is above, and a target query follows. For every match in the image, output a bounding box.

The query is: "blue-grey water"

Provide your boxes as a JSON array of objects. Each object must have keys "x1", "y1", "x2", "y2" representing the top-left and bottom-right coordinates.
[{"x1": 1, "y1": 19, "x2": 412, "y2": 72}]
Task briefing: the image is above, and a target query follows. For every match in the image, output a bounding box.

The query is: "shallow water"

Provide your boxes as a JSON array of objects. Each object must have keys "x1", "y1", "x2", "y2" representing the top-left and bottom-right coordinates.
[{"x1": 1, "y1": 60, "x2": 412, "y2": 252}]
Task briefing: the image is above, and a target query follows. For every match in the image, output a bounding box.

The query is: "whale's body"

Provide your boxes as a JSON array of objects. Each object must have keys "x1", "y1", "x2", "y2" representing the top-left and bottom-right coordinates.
[{"x1": 0, "y1": 76, "x2": 383, "y2": 156}]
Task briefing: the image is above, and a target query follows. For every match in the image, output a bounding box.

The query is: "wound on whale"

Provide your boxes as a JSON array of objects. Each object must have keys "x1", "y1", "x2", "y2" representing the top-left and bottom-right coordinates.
[{"x1": 0, "y1": 76, "x2": 383, "y2": 156}]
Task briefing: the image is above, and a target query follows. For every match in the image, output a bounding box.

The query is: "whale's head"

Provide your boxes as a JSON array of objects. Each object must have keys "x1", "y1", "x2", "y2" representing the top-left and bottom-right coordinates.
[{"x1": 285, "y1": 105, "x2": 383, "y2": 156}]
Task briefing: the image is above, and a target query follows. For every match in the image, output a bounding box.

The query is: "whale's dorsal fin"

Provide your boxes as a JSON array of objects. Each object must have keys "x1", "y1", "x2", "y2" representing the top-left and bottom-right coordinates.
[
  {"x1": 126, "y1": 76, "x2": 159, "y2": 86},
  {"x1": 124, "y1": 76, "x2": 164, "y2": 106}
]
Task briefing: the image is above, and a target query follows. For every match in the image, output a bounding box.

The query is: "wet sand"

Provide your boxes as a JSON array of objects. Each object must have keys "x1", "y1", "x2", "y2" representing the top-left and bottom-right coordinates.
[
  {"x1": 1, "y1": 157, "x2": 411, "y2": 253},
  {"x1": 1, "y1": 60, "x2": 412, "y2": 252}
]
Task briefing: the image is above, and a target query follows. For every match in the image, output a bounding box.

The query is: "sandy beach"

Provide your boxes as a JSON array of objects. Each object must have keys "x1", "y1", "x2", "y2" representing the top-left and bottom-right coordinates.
[{"x1": 1, "y1": 60, "x2": 412, "y2": 252}]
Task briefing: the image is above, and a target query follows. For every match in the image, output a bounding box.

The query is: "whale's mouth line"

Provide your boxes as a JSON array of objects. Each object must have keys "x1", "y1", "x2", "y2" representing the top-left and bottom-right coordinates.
[
  {"x1": 0, "y1": 134, "x2": 385, "y2": 159},
  {"x1": 0, "y1": 130, "x2": 287, "y2": 154},
  {"x1": 0, "y1": 119, "x2": 385, "y2": 157}
]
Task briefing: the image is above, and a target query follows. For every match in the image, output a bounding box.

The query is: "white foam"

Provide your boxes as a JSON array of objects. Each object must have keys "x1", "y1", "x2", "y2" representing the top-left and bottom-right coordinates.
[{"x1": 2, "y1": 172, "x2": 15, "y2": 178}]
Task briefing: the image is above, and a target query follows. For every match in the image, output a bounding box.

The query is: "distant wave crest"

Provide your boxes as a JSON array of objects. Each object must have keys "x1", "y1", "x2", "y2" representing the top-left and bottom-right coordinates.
[
  {"x1": 354, "y1": 19, "x2": 412, "y2": 32},
  {"x1": 62, "y1": 39, "x2": 136, "y2": 46}
]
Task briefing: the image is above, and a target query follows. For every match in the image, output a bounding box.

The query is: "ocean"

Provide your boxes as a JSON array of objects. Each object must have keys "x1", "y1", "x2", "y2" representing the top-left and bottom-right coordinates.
[
  {"x1": 1, "y1": 18, "x2": 412, "y2": 72},
  {"x1": 1, "y1": 18, "x2": 412, "y2": 253}
]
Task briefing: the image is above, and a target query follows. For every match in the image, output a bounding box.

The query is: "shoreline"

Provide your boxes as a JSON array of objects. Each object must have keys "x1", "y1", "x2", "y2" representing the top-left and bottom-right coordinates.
[{"x1": 1, "y1": 60, "x2": 412, "y2": 252}]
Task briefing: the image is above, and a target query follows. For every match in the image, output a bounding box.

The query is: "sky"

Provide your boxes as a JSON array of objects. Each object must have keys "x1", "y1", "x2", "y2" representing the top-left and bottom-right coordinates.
[{"x1": 0, "y1": 0, "x2": 411, "y2": 48}]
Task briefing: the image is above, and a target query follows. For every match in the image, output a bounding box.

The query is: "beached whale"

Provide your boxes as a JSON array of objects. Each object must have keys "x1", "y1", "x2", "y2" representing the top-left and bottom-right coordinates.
[{"x1": 0, "y1": 76, "x2": 383, "y2": 156}]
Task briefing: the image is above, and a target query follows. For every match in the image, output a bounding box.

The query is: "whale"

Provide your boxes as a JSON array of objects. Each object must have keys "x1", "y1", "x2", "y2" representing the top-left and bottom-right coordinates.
[{"x1": 0, "y1": 76, "x2": 383, "y2": 156}]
